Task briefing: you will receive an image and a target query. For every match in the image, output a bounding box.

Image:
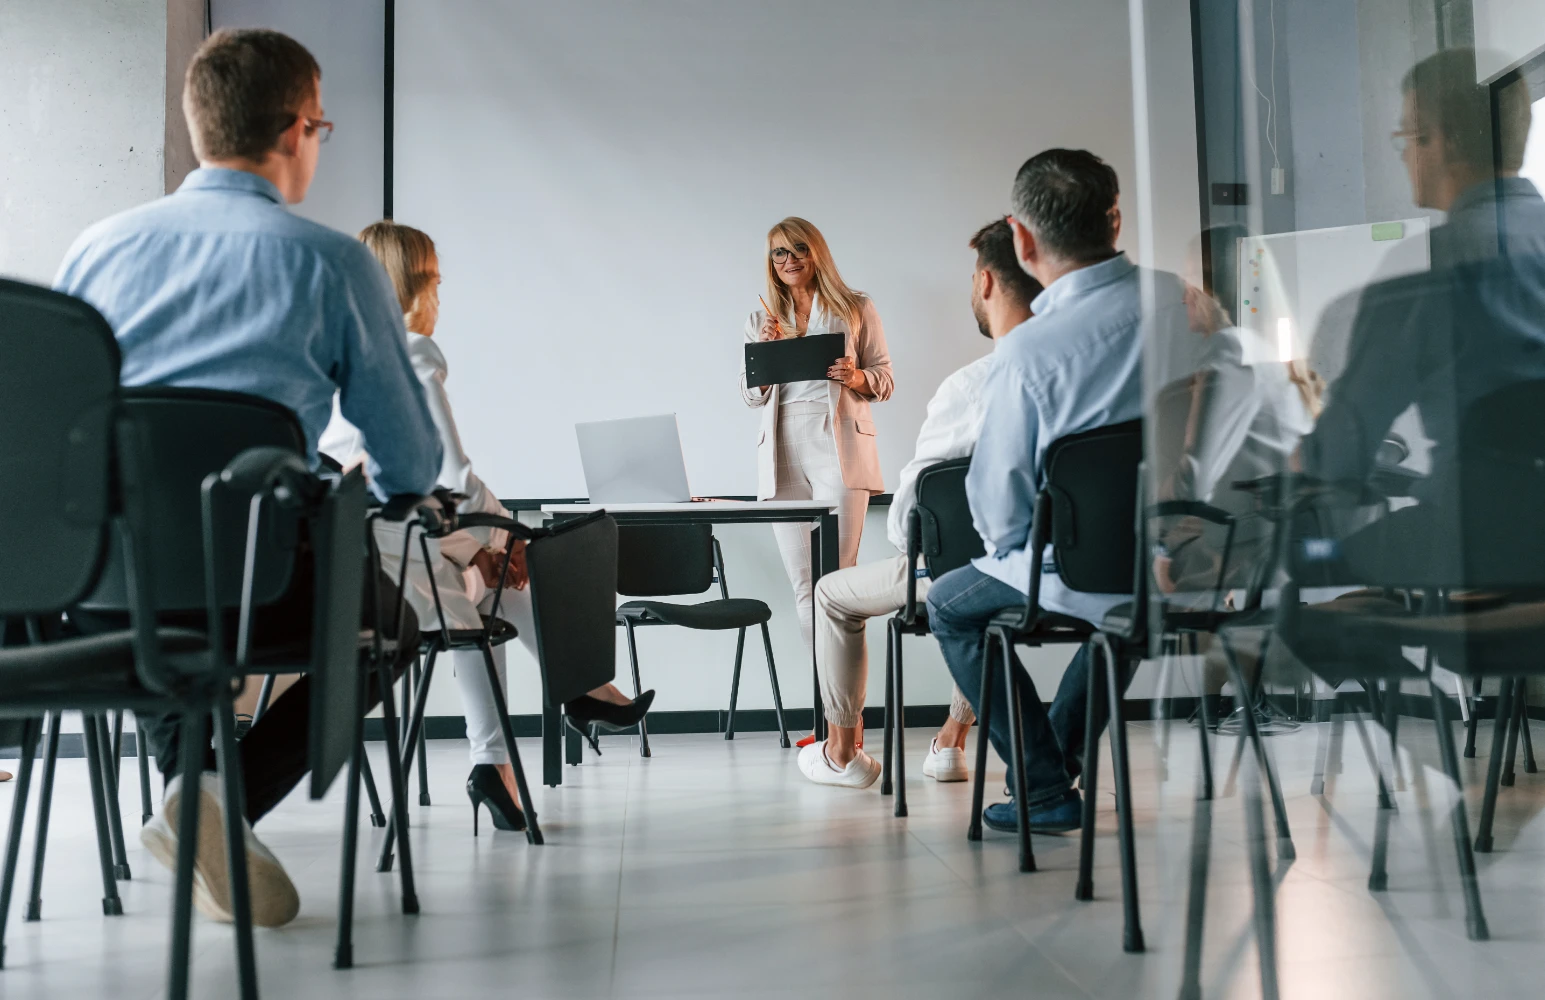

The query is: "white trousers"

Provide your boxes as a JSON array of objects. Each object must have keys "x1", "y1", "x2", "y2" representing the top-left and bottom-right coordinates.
[
  {"x1": 448, "y1": 584, "x2": 536, "y2": 766},
  {"x1": 770, "y1": 402, "x2": 870, "y2": 650},
  {"x1": 814, "y1": 554, "x2": 976, "y2": 729}
]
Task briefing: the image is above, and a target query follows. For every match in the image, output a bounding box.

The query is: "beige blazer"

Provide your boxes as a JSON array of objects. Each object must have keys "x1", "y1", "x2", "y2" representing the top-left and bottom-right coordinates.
[{"x1": 739, "y1": 293, "x2": 894, "y2": 499}]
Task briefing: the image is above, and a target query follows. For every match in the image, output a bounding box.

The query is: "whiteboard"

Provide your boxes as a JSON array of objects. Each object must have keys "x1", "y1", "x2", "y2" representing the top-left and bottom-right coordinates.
[
  {"x1": 1237, "y1": 219, "x2": 1431, "y2": 376},
  {"x1": 391, "y1": 0, "x2": 1193, "y2": 499}
]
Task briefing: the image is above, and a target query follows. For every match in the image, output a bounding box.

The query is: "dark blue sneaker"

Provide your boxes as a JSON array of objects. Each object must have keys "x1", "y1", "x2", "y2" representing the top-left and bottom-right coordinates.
[{"x1": 983, "y1": 790, "x2": 1081, "y2": 834}]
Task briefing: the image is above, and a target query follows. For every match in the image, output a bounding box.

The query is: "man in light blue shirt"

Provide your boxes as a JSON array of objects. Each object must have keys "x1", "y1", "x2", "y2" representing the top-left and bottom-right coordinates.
[
  {"x1": 926, "y1": 149, "x2": 1188, "y2": 833},
  {"x1": 54, "y1": 28, "x2": 440, "y2": 928}
]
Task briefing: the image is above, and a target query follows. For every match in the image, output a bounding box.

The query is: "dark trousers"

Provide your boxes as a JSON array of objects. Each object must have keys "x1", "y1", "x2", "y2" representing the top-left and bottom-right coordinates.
[
  {"x1": 85, "y1": 555, "x2": 419, "y2": 825},
  {"x1": 926, "y1": 565, "x2": 1098, "y2": 809}
]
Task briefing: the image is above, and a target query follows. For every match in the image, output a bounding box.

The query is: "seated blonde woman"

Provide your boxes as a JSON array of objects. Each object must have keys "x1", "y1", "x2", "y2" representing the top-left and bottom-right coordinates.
[{"x1": 322, "y1": 221, "x2": 652, "y2": 833}]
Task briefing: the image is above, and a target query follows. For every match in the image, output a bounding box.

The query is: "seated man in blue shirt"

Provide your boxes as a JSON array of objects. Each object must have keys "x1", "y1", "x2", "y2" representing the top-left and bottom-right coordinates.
[
  {"x1": 926, "y1": 149, "x2": 1188, "y2": 833},
  {"x1": 55, "y1": 29, "x2": 442, "y2": 927}
]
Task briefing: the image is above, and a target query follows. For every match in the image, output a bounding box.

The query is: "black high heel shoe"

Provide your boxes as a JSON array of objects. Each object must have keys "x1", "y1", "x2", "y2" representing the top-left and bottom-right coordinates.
[
  {"x1": 466, "y1": 765, "x2": 526, "y2": 835},
  {"x1": 564, "y1": 689, "x2": 656, "y2": 732}
]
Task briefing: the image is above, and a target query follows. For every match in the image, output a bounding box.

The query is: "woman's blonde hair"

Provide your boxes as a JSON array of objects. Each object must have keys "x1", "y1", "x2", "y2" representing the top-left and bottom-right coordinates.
[
  {"x1": 358, "y1": 220, "x2": 436, "y2": 316},
  {"x1": 764, "y1": 217, "x2": 865, "y2": 336}
]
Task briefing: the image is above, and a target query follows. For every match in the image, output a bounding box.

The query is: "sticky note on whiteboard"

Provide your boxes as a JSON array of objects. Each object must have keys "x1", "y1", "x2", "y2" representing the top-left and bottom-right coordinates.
[{"x1": 1370, "y1": 222, "x2": 1405, "y2": 241}]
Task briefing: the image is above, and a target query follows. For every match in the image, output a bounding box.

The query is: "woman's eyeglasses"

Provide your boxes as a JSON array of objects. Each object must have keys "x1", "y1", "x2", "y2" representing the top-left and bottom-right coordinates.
[{"x1": 770, "y1": 243, "x2": 810, "y2": 264}]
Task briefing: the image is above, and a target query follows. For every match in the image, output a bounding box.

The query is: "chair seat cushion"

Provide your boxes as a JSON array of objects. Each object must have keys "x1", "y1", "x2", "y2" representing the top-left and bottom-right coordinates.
[
  {"x1": 988, "y1": 607, "x2": 1095, "y2": 639},
  {"x1": 618, "y1": 598, "x2": 771, "y2": 630},
  {"x1": 0, "y1": 628, "x2": 208, "y2": 694},
  {"x1": 428, "y1": 616, "x2": 519, "y2": 650}
]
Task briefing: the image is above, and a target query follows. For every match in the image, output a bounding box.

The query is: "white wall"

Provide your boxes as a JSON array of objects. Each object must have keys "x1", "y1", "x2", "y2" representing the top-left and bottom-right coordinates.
[
  {"x1": 393, "y1": 0, "x2": 1196, "y2": 501},
  {"x1": 0, "y1": 0, "x2": 169, "y2": 283},
  {"x1": 1475, "y1": 0, "x2": 1545, "y2": 82}
]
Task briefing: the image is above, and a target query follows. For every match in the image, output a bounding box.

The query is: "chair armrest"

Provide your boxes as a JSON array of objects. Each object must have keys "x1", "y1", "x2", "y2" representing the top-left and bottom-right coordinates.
[
  {"x1": 456, "y1": 511, "x2": 541, "y2": 541},
  {"x1": 217, "y1": 447, "x2": 320, "y2": 508},
  {"x1": 1148, "y1": 499, "x2": 1234, "y2": 525}
]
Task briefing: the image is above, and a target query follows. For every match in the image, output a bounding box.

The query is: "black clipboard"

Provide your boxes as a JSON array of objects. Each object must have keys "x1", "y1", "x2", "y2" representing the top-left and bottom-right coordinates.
[{"x1": 744, "y1": 333, "x2": 846, "y2": 388}]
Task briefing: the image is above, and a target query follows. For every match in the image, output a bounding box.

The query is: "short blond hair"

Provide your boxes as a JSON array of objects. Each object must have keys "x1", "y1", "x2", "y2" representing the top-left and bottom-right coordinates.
[{"x1": 358, "y1": 221, "x2": 436, "y2": 314}]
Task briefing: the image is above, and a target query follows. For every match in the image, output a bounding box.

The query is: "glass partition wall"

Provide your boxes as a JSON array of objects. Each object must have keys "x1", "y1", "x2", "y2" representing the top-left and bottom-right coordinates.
[{"x1": 1127, "y1": 0, "x2": 1544, "y2": 994}]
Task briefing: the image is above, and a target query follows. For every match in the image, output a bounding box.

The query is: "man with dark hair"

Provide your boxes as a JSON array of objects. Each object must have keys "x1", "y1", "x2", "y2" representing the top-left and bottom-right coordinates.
[
  {"x1": 798, "y1": 220, "x2": 1040, "y2": 788},
  {"x1": 55, "y1": 29, "x2": 441, "y2": 927},
  {"x1": 925, "y1": 149, "x2": 1190, "y2": 832}
]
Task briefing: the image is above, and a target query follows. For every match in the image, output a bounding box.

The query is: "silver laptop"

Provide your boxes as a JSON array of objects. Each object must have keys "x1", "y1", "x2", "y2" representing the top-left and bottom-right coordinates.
[{"x1": 575, "y1": 414, "x2": 692, "y2": 503}]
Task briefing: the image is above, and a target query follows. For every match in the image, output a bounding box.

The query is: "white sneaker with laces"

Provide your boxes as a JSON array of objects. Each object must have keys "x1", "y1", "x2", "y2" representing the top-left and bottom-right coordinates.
[
  {"x1": 140, "y1": 772, "x2": 300, "y2": 928},
  {"x1": 798, "y1": 742, "x2": 881, "y2": 788},
  {"x1": 922, "y1": 738, "x2": 969, "y2": 782}
]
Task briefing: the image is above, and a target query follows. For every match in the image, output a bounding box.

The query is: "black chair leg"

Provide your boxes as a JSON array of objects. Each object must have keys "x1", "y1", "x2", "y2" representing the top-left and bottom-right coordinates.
[
  {"x1": 1177, "y1": 791, "x2": 1213, "y2": 1000},
  {"x1": 360, "y1": 746, "x2": 387, "y2": 827},
  {"x1": 335, "y1": 710, "x2": 365, "y2": 970},
  {"x1": 967, "y1": 634, "x2": 995, "y2": 842},
  {"x1": 167, "y1": 711, "x2": 207, "y2": 1000},
  {"x1": 25, "y1": 712, "x2": 61, "y2": 922},
  {"x1": 1463, "y1": 675, "x2": 1483, "y2": 758},
  {"x1": 0, "y1": 718, "x2": 42, "y2": 969},
  {"x1": 137, "y1": 713, "x2": 154, "y2": 825},
  {"x1": 725, "y1": 627, "x2": 745, "y2": 740},
  {"x1": 880, "y1": 622, "x2": 895, "y2": 796},
  {"x1": 480, "y1": 643, "x2": 544, "y2": 845},
  {"x1": 1223, "y1": 643, "x2": 1295, "y2": 860},
  {"x1": 1098, "y1": 637, "x2": 1144, "y2": 953},
  {"x1": 1241, "y1": 746, "x2": 1281, "y2": 1000},
  {"x1": 1520, "y1": 684, "x2": 1538, "y2": 774},
  {"x1": 624, "y1": 621, "x2": 651, "y2": 758},
  {"x1": 1351, "y1": 690, "x2": 1394, "y2": 811},
  {"x1": 253, "y1": 673, "x2": 277, "y2": 722},
  {"x1": 80, "y1": 716, "x2": 123, "y2": 916},
  {"x1": 1075, "y1": 641, "x2": 1103, "y2": 902},
  {"x1": 413, "y1": 659, "x2": 431, "y2": 806},
  {"x1": 1192, "y1": 634, "x2": 1214, "y2": 802},
  {"x1": 998, "y1": 630, "x2": 1034, "y2": 873},
  {"x1": 212, "y1": 687, "x2": 260, "y2": 1000},
  {"x1": 372, "y1": 660, "x2": 420, "y2": 912},
  {"x1": 1501, "y1": 678, "x2": 1524, "y2": 788},
  {"x1": 760, "y1": 622, "x2": 789, "y2": 748},
  {"x1": 111, "y1": 710, "x2": 124, "y2": 787},
  {"x1": 891, "y1": 618, "x2": 906, "y2": 817},
  {"x1": 1474, "y1": 672, "x2": 1515, "y2": 853},
  {"x1": 1310, "y1": 707, "x2": 1332, "y2": 797},
  {"x1": 1431, "y1": 682, "x2": 1489, "y2": 941},
  {"x1": 95, "y1": 714, "x2": 131, "y2": 880},
  {"x1": 377, "y1": 648, "x2": 439, "y2": 871}
]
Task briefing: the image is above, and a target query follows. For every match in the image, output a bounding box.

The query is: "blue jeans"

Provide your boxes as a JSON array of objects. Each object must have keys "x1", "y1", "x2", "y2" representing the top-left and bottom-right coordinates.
[{"x1": 926, "y1": 565, "x2": 1093, "y2": 809}]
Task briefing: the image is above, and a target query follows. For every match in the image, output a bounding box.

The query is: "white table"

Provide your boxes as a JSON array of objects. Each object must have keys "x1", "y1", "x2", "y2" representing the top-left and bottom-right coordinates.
[{"x1": 538, "y1": 500, "x2": 841, "y2": 785}]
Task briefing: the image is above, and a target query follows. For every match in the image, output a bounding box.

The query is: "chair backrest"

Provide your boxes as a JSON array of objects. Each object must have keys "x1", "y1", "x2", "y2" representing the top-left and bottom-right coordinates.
[
  {"x1": 616, "y1": 524, "x2": 714, "y2": 597},
  {"x1": 0, "y1": 280, "x2": 120, "y2": 616},
  {"x1": 527, "y1": 513, "x2": 619, "y2": 705},
  {"x1": 1041, "y1": 420, "x2": 1143, "y2": 595},
  {"x1": 1455, "y1": 378, "x2": 1545, "y2": 588},
  {"x1": 306, "y1": 469, "x2": 369, "y2": 798},
  {"x1": 79, "y1": 387, "x2": 307, "y2": 615},
  {"x1": 912, "y1": 458, "x2": 983, "y2": 579}
]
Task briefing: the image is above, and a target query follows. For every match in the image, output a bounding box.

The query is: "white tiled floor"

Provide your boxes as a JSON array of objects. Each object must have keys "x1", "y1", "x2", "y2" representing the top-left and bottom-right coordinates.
[{"x1": 2, "y1": 717, "x2": 1543, "y2": 999}]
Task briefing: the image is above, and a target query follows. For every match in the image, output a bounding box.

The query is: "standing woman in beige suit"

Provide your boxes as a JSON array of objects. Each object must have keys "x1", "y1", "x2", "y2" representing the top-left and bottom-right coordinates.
[{"x1": 741, "y1": 217, "x2": 893, "y2": 747}]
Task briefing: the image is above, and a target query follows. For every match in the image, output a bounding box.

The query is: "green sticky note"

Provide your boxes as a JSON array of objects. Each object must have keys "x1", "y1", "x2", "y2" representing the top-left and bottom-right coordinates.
[{"x1": 1371, "y1": 222, "x2": 1405, "y2": 241}]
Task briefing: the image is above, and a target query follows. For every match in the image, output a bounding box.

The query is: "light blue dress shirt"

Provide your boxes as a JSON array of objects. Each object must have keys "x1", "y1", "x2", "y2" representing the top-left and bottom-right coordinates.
[
  {"x1": 54, "y1": 167, "x2": 441, "y2": 500},
  {"x1": 967, "y1": 252, "x2": 1187, "y2": 624}
]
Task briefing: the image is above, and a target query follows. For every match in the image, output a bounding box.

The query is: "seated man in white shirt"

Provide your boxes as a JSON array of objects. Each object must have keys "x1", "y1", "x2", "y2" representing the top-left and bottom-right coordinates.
[{"x1": 798, "y1": 220, "x2": 1040, "y2": 788}]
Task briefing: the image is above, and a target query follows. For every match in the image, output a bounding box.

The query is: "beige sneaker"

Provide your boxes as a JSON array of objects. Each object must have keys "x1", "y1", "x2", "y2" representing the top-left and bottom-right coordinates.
[{"x1": 140, "y1": 773, "x2": 300, "y2": 928}]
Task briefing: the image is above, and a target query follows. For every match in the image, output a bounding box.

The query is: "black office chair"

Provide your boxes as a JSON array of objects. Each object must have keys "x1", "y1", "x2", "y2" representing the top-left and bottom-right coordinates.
[
  {"x1": 0, "y1": 280, "x2": 265, "y2": 998},
  {"x1": 880, "y1": 457, "x2": 983, "y2": 817},
  {"x1": 961, "y1": 420, "x2": 1147, "y2": 955},
  {"x1": 612, "y1": 525, "x2": 788, "y2": 756},
  {"x1": 71, "y1": 386, "x2": 423, "y2": 971}
]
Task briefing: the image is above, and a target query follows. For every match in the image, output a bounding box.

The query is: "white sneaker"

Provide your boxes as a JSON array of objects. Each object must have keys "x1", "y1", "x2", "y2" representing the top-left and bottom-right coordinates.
[
  {"x1": 798, "y1": 742, "x2": 881, "y2": 788},
  {"x1": 922, "y1": 739, "x2": 969, "y2": 782},
  {"x1": 140, "y1": 773, "x2": 300, "y2": 928}
]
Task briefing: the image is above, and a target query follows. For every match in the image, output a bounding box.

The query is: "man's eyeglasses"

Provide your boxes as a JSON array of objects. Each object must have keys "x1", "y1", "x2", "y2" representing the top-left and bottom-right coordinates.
[
  {"x1": 1389, "y1": 129, "x2": 1427, "y2": 154},
  {"x1": 770, "y1": 243, "x2": 810, "y2": 264},
  {"x1": 290, "y1": 115, "x2": 334, "y2": 144}
]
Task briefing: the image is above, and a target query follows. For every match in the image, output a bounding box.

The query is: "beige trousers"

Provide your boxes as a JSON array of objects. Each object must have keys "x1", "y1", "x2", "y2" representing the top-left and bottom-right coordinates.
[
  {"x1": 814, "y1": 554, "x2": 976, "y2": 729},
  {"x1": 770, "y1": 402, "x2": 871, "y2": 650}
]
